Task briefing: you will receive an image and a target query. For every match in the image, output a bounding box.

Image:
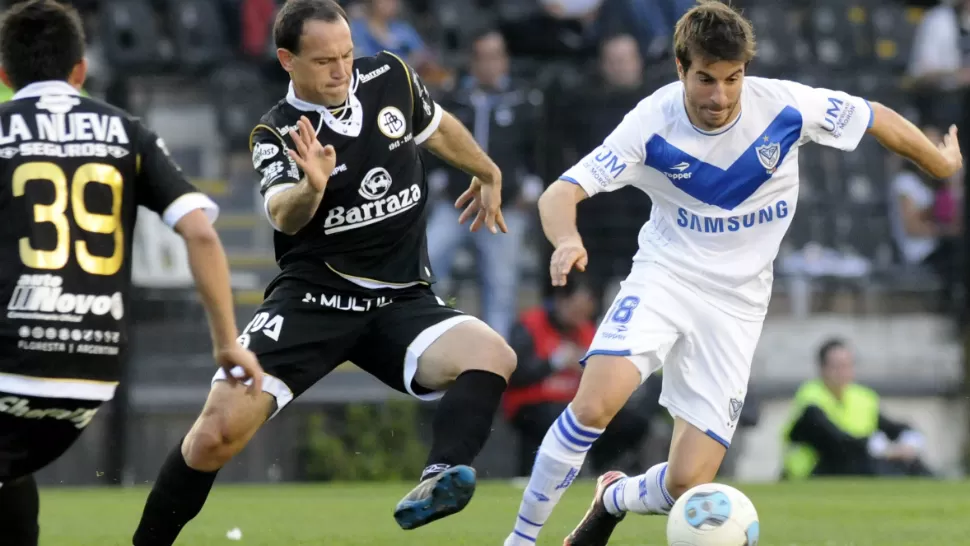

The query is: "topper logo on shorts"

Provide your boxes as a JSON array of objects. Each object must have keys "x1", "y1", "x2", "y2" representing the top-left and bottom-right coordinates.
[
  {"x1": 676, "y1": 200, "x2": 790, "y2": 233},
  {"x1": 324, "y1": 169, "x2": 422, "y2": 234},
  {"x1": 7, "y1": 274, "x2": 124, "y2": 323},
  {"x1": 0, "y1": 396, "x2": 99, "y2": 429}
]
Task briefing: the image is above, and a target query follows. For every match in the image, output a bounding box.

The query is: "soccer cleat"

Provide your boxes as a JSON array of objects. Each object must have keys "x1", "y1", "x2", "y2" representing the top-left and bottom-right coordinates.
[
  {"x1": 393, "y1": 465, "x2": 477, "y2": 530},
  {"x1": 563, "y1": 471, "x2": 627, "y2": 546}
]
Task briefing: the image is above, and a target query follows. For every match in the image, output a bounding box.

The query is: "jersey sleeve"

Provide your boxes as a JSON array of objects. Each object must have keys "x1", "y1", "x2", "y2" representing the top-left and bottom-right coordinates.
[
  {"x1": 135, "y1": 122, "x2": 219, "y2": 228},
  {"x1": 560, "y1": 109, "x2": 645, "y2": 197},
  {"x1": 787, "y1": 81, "x2": 873, "y2": 152},
  {"x1": 250, "y1": 124, "x2": 302, "y2": 229},
  {"x1": 386, "y1": 52, "x2": 442, "y2": 145}
]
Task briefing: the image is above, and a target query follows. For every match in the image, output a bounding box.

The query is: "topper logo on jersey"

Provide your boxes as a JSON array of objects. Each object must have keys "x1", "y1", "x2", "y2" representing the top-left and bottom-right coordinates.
[
  {"x1": 6, "y1": 274, "x2": 124, "y2": 323},
  {"x1": 676, "y1": 200, "x2": 790, "y2": 233},
  {"x1": 378, "y1": 106, "x2": 407, "y2": 139},
  {"x1": 0, "y1": 396, "x2": 98, "y2": 429},
  {"x1": 252, "y1": 142, "x2": 279, "y2": 168},
  {"x1": 324, "y1": 168, "x2": 422, "y2": 234}
]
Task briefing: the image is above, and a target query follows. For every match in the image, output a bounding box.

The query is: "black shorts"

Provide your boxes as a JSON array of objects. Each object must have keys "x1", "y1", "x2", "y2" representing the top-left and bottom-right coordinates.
[
  {"x1": 0, "y1": 391, "x2": 102, "y2": 481},
  {"x1": 213, "y1": 280, "x2": 474, "y2": 416}
]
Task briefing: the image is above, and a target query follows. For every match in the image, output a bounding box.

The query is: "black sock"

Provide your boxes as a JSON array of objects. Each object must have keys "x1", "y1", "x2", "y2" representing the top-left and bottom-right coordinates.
[
  {"x1": 132, "y1": 440, "x2": 219, "y2": 546},
  {"x1": 0, "y1": 474, "x2": 39, "y2": 546},
  {"x1": 422, "y1": 370, "x2": 507, "y2": 480}
]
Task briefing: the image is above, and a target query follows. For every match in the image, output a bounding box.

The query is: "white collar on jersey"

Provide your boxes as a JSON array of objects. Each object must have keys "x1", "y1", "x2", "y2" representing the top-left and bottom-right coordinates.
[
  {"x1": 12, "y1": 80, "x2": 80, "y2": 100},
  {"x1": 285, "y1": 76, "x2": 363, "y2": 138}
]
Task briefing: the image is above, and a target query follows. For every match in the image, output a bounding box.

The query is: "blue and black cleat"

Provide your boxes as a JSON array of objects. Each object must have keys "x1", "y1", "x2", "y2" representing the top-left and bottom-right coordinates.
[{"x1": 393, "y1": 465, "x2": 477, "y2": 530}]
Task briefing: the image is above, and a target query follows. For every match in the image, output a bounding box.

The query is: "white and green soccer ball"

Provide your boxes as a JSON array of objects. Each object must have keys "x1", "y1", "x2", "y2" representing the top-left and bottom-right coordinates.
[{"x1": 666, "y1": 483, "x2": 760, "y2": 546}]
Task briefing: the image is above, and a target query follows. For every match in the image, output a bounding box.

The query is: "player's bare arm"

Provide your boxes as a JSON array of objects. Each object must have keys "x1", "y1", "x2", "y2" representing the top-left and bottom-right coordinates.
[
  {"x1": 268, "y1": 116, "x2": 338, "y2": 235},
  {"x1": 422, "y1": 110, "x2": 507, "y2": 233},
  {"x1": 538, "y1": 180, "x2": 590, "y2": 286},
  {"x1": 174, "y1": 210, "x2": 264, "y2": 394},
  {"x1": 867, "y1": 102, "x2": 963, "y2": 179}
]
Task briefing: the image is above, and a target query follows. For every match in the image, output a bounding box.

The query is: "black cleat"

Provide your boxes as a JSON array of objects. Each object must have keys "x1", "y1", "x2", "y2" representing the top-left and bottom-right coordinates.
[{"x1": 564, "y1": 471, "x2": 627, "y2": 546}]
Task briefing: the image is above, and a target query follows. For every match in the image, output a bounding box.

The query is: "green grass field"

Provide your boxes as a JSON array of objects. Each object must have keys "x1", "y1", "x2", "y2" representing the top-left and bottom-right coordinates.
[{"x1": 37, "y1": 479, "x2": 969, "y2": 545}]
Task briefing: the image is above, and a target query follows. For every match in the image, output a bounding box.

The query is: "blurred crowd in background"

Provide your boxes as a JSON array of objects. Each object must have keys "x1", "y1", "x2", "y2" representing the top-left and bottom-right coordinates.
[{"x1": 9, "y1": 0, "x2": 970, "y2": 482}]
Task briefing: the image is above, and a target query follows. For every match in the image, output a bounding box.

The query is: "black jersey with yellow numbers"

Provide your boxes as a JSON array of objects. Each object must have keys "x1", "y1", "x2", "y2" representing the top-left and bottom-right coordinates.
[
  {"x1": 0, "y1": 81, "x2": 217, "y2": 391},
  {"x1": 250, "y1": 52, "x2": 443, "y2": 291}
]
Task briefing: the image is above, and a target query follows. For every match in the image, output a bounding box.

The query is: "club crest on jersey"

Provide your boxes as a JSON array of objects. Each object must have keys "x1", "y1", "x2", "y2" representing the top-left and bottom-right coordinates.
[
  {"x1": 378, "y1": 106, "x2": 407, "y2": 139},
  {"x1": 755, "y1": 136, "x2": 781, "y2": 173},
  {"x1": 358, "y1": 167, "x2": 393, "y2": 200},
  {"x1": 729, "y1": 397, "x2": 744, "y2": 423}
]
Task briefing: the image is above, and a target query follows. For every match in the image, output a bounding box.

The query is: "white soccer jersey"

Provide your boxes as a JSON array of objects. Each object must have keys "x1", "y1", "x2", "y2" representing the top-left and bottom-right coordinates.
[{"x1": 562, "y1": 76, "x2": 873, "y2": 319}]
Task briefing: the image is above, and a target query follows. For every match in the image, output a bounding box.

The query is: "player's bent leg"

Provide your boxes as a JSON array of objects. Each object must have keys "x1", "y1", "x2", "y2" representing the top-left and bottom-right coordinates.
[
  {"x1": 181, "y1": 380, "x2": 277, "y2": 471},
  {"x1": 664, "y1": 417, "x2": 728, "y2": 499},
  {"x1": 507, "y1": 355, "x2": 643, "y2": 546},
  {"x1": 394, "y1": 320, "x2": 515, "y2": 530},
  {"x1": 601, "y1": 416, "x2": 727, "y2": 528},
  {"x1": 0, "y1": 474, "x2": 40, "y2": 546},
  {"x1": 133, "y1": 381, "x2": 276, "y2": 546}
]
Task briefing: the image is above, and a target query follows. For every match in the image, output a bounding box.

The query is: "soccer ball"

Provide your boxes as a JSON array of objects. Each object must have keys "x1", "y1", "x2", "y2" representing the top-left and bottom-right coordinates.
[{"x1": 666, "y1": 483, "x2": 760, "y2": 546}]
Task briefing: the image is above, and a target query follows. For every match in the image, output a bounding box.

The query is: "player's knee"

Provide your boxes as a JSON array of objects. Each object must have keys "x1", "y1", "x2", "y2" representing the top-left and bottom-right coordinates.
[
  {"x1": 182, "y1": 407, "x2": 253, "y2": 471},
  {"x1": 485, "y1": 339, "x2": 517, "y2": 379},
  {"x1": 462, "y1": 335, "x2": 517, "y2": 380},
  {"x1": 569, "y1": 396, "x2": 619, "y2": 430}
]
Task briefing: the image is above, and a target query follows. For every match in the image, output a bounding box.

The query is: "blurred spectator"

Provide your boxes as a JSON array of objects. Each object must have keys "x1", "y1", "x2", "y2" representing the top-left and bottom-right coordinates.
[
  {"x1": 425, "y1": 29, "x2": 542, "y2": 340},
  {"x1": 906, "y1": 0, "x2": 970, "y2": 128},
  {"x1": 888, "y1": 125, "x2": 962, "y2": 311},
  {"x1": 782, "y1": 339, "x2": 934, "y2": 480},
  {"x1": 502, "y1": 273, "x2": 655, "y2": 476},
  {"x1": 349, "y1": 0, "x2": 451, "y2": 87},
  {"x1": 553, "y1": 34, "x2": 655, "y2": 308},
  {"x1": 596, "y1": 0, "x2": 693, "y2": 62},
  {"x1": 502, "y1": 0, "x2": 690, "y2": 61},
  {"x1": 501, "y1": 0, "x2": 602, "y2": 58}
]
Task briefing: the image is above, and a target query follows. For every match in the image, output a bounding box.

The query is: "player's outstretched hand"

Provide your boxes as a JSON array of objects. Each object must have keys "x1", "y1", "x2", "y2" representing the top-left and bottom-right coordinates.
[
  {"x1": 938, "y1": 124, "x2": 963, "y2": 178},
  {"x1": 287, "y1": 115, "x2": 336, "y2": 192},
  {"x1": 216, "y1": 344, "x2": 265, "y2": 396},
  {"x1": 550, "y1": 238, "x2": 588, "y2": 286},
  {"x1": 455, "y1": 175, "x2": 508, "y2": 234}
]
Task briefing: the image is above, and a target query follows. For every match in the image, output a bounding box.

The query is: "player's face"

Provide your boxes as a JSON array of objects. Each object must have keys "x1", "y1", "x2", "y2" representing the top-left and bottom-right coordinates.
[
  {"x1": 679, "y1": 57, "x2": 745, "y2": 131},
  {"x1": 279, "y1": 18, "x2": 355, "y2": 107},
  {"x1": 471, "y1": 33, "x2": 509, "y2": 89},
  {"x1": 821, "y1": 347, "x2": 855, "y2": 392}
]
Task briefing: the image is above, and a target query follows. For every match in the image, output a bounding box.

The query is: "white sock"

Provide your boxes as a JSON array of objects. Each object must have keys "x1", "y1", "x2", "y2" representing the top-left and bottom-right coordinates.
[
  {"x1": 603, "y1": 462, "x2": 675, "y2": 516},
  {"x1": 505, "y1": 405, "x2": 603, "y2": 545}
]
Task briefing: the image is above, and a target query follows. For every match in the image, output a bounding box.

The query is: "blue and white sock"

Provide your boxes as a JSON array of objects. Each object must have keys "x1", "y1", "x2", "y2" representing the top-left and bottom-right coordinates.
[
  {"x1": 603, "y1": 462, "x2": 675, "y2": 516},
  {"x1": 504, "y1": 405, "x2": 603, "y2": 545}
]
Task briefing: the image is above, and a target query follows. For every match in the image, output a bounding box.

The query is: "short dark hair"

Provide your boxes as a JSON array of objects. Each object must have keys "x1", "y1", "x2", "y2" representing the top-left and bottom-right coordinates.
[
  {"x1": 545, "y1": 271, "x2": 593, "y2": 302},
  {"x1": 817, "y1": 338, "x2": 846, "y2": 368},
  {"x1": 0, "y1": 0, "x2": 85, "y2": 90},
  {"x1": 673, "y1": 1, "x2": 756, "y2": 72},
  {"x1": 274, "y1": 0, "x2": 349, "y2": 54}
]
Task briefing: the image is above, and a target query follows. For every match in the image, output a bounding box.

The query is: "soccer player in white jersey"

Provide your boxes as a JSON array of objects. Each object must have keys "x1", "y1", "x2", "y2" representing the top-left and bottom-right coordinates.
[{"x1": 503, "y1": 2, "x2": 964, "y2": 545}]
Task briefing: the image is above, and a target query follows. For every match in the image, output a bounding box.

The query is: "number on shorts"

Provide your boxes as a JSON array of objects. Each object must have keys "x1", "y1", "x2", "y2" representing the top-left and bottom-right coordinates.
[
  {"x1": 609, "y1": 296, "x2": 640, "y2": 324},
  {"x1": 242, "y1": 312, "x2": 285, "y2": 342}
]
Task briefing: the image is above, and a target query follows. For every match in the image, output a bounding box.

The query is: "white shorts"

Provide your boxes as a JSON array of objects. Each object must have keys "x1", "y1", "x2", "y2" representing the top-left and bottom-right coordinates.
[{"x1": 582, "y1": 264, "x2": 764, "y2": 447}]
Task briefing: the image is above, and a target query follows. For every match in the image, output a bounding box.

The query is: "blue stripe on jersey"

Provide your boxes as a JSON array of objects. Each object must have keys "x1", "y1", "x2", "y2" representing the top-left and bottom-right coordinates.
[{"x1": 644, "y1": 106, "x2": 803, "y2": 210}]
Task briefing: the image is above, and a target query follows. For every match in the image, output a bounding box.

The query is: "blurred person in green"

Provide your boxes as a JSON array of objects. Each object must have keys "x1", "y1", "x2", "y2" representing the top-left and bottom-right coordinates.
[{"x1": 782, "y1": 338, "x2": 934, "y2": 479}]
